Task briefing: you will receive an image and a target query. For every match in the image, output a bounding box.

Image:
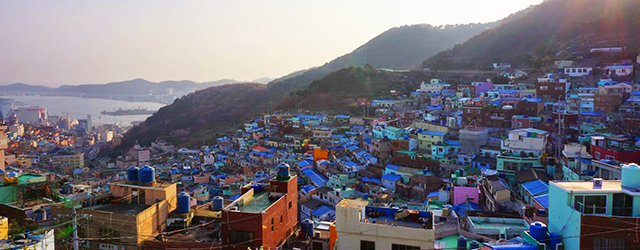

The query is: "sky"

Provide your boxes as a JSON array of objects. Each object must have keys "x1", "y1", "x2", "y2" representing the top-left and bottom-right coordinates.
[{"x1": 0, "y1": 0, "x2": 543, "y2": 86}]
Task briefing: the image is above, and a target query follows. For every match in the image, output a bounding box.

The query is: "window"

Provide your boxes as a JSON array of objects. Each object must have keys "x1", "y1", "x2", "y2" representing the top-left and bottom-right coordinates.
[
  {"x1": 229, "y1": 231, "x2": 254, "y2": 244},
  {"x1": 593, "y1": 237, "x2": 625, "y2": 250},
  {"x1": 289, "y1": 201, "x2": 292, "y2": 209},
  {"x1": 271, "y1": 218, "x2": 274, "y2": 224},
  {"x1": 606, "y1": 155, "x2": 615, "y2": 160},
  {"x1": 595, "y1": 152, "x2": 601, "y2": 159},
  {"x1": 392, "y1": 244, "x2": 420, "y2": 250},
  {"x1": 271, "y1": 226, "x2": 274, "y2": 231},
  {"x1": 280, "y1": 215, "x2": 283, "y2": 223},
  {"x1": 540, "y1": 86, "x2": 548, "y2": 90},
  {"x1": 476, "y1": 110, "x2": 481, "y2": 114},
  {"x1": 360, "y1": 240, "x2": 375, "y2": 250},
  {"x1": 467, "y1": 109, "x2": 471, "y2": 113},
  {"x1": 612, "y1": 193, "x2": 633, "y2": 216},
  {"x1": 555, "y1": 86, "x2": 563, "y2": 90},
  {"x1": 574, "y1": 195, "x2": 606, "y2": 214}
]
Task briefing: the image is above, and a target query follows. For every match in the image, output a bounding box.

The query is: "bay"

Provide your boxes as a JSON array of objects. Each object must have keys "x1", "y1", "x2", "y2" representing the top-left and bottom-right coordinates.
[{"x1": 1, "y1": 95, "x2": 166, "y2": 126}]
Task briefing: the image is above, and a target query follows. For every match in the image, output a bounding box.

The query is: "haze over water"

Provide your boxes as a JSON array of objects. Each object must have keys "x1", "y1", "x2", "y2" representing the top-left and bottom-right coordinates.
[{"x1": 2, "y1": 95, "x2": 165, "y2": 126}]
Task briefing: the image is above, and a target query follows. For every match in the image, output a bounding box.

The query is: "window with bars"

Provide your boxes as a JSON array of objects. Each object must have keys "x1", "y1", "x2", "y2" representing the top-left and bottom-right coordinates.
[
  {"x1": 360, "y1": 240, "x2": 375, "y2": 250},
  {"x1": 391, "y1": 244, "x2": 420, "y2": 250},
  {"x1": 593, "y1": 237, "x2": 625, "y2": 250}
]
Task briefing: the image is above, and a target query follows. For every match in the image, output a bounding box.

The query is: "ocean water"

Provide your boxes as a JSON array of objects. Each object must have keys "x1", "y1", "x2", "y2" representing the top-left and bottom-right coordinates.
[{"x1": 1, "y1": 95, "x2": 166, "y2": 126}]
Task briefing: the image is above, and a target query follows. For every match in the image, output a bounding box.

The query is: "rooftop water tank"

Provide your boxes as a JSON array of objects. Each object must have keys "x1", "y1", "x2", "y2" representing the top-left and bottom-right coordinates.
[
  {"x1": 138, "y1": 166, "x2": 156, "y2": 186},
  {"x1": 301, "y1": 219, "x2": 314, "y2": 239},
  {"x1": 457, "y1": 236, "x2": 468, "y2": 249},
  {"x1": 212, "y1": 196, "x2": 224, "y2": 211},
  {"x1": 469, "y1": 241, "x2": 480, "y2": 249},
  {"x1": 549, "y1": 232, "x2": 562, "y2": 249},
  {"x1": 621, "y1": 163, "x2": 640, "y2": 189},
  {"x1": 127, "y1": 167, "x2": 139, "y2": 183},
  {"x1": 177, "y1": 192, "x2": 191, "y2": 214},
  {"x1": 276, "y1": 163, "x2": 290, "y2": 180},
  {"x1": 529, "y1": 222, "x2": 548, "y2": 243}
]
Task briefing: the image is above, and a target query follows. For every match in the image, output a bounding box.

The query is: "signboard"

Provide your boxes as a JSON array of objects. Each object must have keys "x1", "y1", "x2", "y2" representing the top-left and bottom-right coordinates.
[{"x1": 99, "y1": 243, "x2": 125, "y2": 250}]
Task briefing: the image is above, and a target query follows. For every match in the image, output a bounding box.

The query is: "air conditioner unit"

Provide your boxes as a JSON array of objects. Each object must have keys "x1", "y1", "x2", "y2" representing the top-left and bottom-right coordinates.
[{"x1": 593, "y1": 178, "x2": 603, "y2": 189}]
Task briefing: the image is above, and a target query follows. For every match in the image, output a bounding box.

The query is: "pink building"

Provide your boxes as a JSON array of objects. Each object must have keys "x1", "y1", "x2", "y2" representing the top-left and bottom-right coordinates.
[{"x1": 452, "y1": 186, "x2": 480, "y2": 206}]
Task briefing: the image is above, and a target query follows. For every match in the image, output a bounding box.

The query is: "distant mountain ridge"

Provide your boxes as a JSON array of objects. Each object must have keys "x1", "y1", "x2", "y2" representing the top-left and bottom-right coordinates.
[
  {"x1": 0, "y1": 78, "x2": 240, "y2": 97},
  {"x1": 119, "y1": 21, "x2": 507, "y2": 149},
  {"x1": 422, "y1": 0, "x2": 640, "y2": 70}
]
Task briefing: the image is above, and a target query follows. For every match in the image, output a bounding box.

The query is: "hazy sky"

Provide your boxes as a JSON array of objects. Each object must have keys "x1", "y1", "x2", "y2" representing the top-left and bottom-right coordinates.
[{"x1": 0, "y1": 0, "x2": 543, "y2": 86}]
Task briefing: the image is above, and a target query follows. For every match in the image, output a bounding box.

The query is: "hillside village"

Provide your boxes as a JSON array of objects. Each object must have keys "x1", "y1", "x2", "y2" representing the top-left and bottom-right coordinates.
[{"x1": 1, "y1": 47, "x2": 639, "y2": 250}]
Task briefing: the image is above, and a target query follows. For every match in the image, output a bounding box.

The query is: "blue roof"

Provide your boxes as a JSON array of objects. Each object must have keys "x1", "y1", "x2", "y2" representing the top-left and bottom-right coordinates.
[
  {"x1": 335, "y1": 115, "x2": 350, "y2": 119},
  {"x1": 580, "y1": 111, "x2": 603, "y2": 116},
  {"x1": 347, "y1": 146, "x2": 359, "y2": 151},
  {"x1": 297, "y1": 160, "x2": 313, "y2": 168},
  {"x1": 363, "y1": 138, "x2": 372, "y2": 144},
  {"x1": 521, "y1": 180, "x2": 549, "y2": 196},
  {"x1": 631, "y1": 91, "x2": 640, "y2": 96},
  {"x1": 361, "y1": 177, "x2": 381, "y2": 184},
  {"x1": 497, "y1": 89, "x2": 519, "y2": 94},
  {"x1": 452, "y1": 202, "x2": 483, "y2": 217},
  {"x1": 344, "y1": 161, "x2": 359, "y2": 167},
  {"x1": 484, "y1": 243, "x2": 539, "y2": 250},
  {"x1": 579, "y1": 158, "x2": 592, "y2": 165},
  {"x1": 311, "y1": 205, "x2": 335, "y2": 218},
  {"x1": 301, "y1": 168, "x2": 329, "y2": 187},
  {"x1": 302, "y1": 185, "x2": 317, "y2": 193},
  {"x1": 332, "y1": 135, "x2": 346, "y2": 138},
  {"x1": 385, "y1": 164, "x2": 401, "y2": 170},
  {"x1": 420, "y1": 131, "x2": 447, "y2": 136},
  {"x1": 426, "y1": 191, "x2": 439, "y2": 198},
  {"x1": 382, "y1": 174, "x2": 402, "y2": 182},
  {"x1": 351, "y1": 126, "x2": 365, "y2": 130},
  {"x1": 534, "y1": 194, "x2": 549, "y2": 208},
  {"x1": 445, "y1": 140, "x2": 461, "y2": 146}
]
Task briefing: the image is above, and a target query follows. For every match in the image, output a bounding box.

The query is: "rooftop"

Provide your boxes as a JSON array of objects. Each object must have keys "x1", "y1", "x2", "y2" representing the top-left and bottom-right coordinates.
[
  {"x1": 237, "y1": 191, "x2": 276, "y2": 213},
  {"x1": 552, "y1": 180, "x2": 636, "y2": 193},
  {"x1": 93, "y1": 202, "x2": 151, "y2": 215}
]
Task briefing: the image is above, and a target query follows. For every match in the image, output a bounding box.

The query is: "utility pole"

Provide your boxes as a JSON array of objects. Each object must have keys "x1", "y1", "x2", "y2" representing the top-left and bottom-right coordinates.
[{"x1": 72, "y1": 205, "x2": 79, "y2": 250}]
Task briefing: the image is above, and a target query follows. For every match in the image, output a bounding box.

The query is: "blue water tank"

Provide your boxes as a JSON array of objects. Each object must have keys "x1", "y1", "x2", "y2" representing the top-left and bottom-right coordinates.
[
  {"x1": 529, "y1": 222, "x2": 548, "y2": 242},
  {"x1": 7, "y1": 171, "x2": 18, "y2": 178},
  {"x1": 549, "y1": 232, "x2": 561, "y2": 249},
  {"x1": 276, "y1": 163, "x2": 290, "y2": 180},
  {"x1": 251, "y1": 183, "x2": 264, "y2": 193},
  {"x1": 469, "y1": 241, "x2": 480, "y2": 249},
  {"x1": 177, "y1": 192, "x2": 191, "y2": 214},
  {"x1": 457, "y1": 236, "x2": 468, "y2": 249},
  {"x1": 127, "y1": 167, "x2": 139, "y2": 182},
  {"x1": 138, "y1": 166, "x2": 155, "y2": 185},
  {"x1": 212, "y1": 196, "x2": 224, "y2": 211},
  {"x1": 301, "y1": 219, "x2": 314, "y2": 239}
]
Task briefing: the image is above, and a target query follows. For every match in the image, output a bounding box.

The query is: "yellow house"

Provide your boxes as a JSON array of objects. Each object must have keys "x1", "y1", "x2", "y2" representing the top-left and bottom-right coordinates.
[{"x1": 0, "y1": 216, "x2": 8, "y2": 240}]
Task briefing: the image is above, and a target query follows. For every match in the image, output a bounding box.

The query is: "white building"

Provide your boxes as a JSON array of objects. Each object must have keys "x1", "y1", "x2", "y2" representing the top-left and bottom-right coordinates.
[
  {"x1": 2, "y1": 229, "x2": 55, "y2": 250},
  {"x1": 501, "y1": 128, "x2": 548, "y2": 156},
  {"x1": 11, "y1": 107, "x2": 47, "y2": 124},
  {"x1": 417, "y1": 79, "x2": 447, "y2": 93},
  {"x1": 607, "y1": 65, "x2": 633, "y2": 77},
  {"x1": 335, "y1": 199, "x2": 435, "y2": 250},
  {"x1": 564, "y1": 67, "x2": 593, "y2": 77}
]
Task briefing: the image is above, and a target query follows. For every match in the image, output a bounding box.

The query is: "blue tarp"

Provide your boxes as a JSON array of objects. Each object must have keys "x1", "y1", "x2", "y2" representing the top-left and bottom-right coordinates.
[
  {"x1": 452, "y1": 202, "x2": 483, "y2": 217},
  {"x1": 382, "y1": 174, "x2": 402, "y2": 182},
  {"x1": 521, "y1": 180, "x2": 549, "y2": 196},
  {"x1": 420, "y1": 131, "x2": 447, "y2": 136},
  {"x1": 301, "y1": 168, "x2": 328, "y2": 187},
  {"x1": 534, "y1": 194, "x2": 549, "y2": 208},
  {"x1": 385, "y1": 164, "x2": 401, "y2": 170},
  {"x1": 361, "y1": 177, "x2": 381, "y2": 184},
  {"x1": 311, "y1": 205, "x2": 335, "y2": 218}
]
